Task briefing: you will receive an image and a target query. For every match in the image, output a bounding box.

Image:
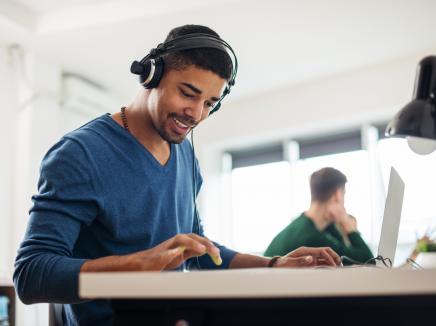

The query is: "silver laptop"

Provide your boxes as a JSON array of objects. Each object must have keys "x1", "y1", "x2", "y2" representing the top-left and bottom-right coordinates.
[{"x1": 376, "y1": 167, "x2": 405, "y2": 267}]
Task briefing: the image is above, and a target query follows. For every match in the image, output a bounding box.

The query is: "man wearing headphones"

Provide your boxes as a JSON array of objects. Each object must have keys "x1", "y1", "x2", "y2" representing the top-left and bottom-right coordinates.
[{"x1": 14, "y1": 25, "x2": 340, "y2": 325}]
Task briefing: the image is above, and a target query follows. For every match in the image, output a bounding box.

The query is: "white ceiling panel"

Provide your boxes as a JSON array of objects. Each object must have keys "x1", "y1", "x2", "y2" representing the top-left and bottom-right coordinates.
[{"x1": 2, "y1": 0, "x2": 436, "y2": 103}]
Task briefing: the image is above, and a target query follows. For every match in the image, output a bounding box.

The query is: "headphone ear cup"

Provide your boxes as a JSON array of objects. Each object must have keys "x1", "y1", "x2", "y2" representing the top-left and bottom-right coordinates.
[{"x1": 140, "y1": 57, "x2": 164, "y2": 89}]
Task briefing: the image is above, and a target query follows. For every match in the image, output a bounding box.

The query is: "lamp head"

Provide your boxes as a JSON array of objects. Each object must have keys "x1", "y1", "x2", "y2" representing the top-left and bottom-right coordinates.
[{"x1": 386, "y1": 56, "x2": 436, "y2": 154}]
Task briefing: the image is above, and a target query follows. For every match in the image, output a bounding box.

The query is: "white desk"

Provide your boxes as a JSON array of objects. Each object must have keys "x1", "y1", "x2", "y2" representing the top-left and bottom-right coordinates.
[
  {"x1": 80, "y1": 267, "x2": 436, "y2": 299},
  {"x1": 79, "y1": 268, "x2": 436, "y2": 326}
]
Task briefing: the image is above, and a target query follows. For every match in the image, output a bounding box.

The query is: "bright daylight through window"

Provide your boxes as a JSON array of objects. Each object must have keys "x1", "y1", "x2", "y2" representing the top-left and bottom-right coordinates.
[{"x1": 229, "y1": 129, "x2": 436, "y2": 264}]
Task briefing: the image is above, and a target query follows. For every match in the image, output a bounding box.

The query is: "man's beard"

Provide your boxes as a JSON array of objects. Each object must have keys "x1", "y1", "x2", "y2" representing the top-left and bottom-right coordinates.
[
  {"x1": 157, "y1": 127, "x2": 184, "y2": 144},
  {"x1": 156, "y1": 113, "x2": 197, "y2": 144}
]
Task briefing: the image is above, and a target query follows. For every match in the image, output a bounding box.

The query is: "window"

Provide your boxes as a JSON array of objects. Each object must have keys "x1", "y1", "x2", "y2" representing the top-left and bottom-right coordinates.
[
  {"x1": 292, "y1": 150, "x2": 372, "y2": 246},
  {"x1": 228, "y1": 125, "x2": 431, "y2": 264},
  {"x1": 231, "y1": 161, "x2": 292, "y2": 254},
  {"x1": 378, "y1": 137, "x2": 436, "y2": 262}
]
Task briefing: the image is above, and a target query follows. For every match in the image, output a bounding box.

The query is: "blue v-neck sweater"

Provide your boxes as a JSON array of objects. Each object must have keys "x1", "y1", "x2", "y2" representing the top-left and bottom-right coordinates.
[{"x1": 14, "y1": 114, "x2": 236, "y2": 325}]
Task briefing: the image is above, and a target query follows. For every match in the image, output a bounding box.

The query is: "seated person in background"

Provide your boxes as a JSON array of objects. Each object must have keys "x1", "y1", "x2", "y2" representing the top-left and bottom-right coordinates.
[{"x1": 264, "y1": 167, "x2": 373, "y2": 265}]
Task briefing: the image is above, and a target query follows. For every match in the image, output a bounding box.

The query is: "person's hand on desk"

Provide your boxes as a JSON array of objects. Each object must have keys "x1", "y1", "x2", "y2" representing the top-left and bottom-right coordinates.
[
  {"x1": 80, "y1": 233, "x2": 222, "y2": 272},
  {"x1": 135, "y1": 233, "x2": 222, "y2": 270},
  {"x1": 271, "y1": 246, "x2": 341, "y2": 268}
]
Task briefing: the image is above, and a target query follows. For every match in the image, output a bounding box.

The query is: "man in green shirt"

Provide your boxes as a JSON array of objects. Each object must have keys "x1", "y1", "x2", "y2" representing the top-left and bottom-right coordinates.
[{"x1": 265, "y1": 167, "x2": 373, "y2": 265}]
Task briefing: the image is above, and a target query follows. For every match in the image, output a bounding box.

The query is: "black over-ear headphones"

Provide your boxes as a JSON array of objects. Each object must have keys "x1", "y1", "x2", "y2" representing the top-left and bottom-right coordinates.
[{"x1": 130, "y1": 33, "x2": 238, "y2": 114}]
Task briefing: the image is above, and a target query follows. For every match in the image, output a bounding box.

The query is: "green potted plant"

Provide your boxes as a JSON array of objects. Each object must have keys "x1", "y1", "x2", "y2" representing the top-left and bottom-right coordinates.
[{"x1": 415, "y1": 230, "x2": 436, "y2": 268}]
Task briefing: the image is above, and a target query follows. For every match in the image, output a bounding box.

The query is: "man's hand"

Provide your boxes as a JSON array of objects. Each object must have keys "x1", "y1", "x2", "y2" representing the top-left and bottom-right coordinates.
[
  {"x1": 81, "y1": 233, "x2": 222, "y2": 272},
  {"x1": 272, "y1": 246, "x2": 341, "y2": 268},
  {"x1": 329, "y1": 202, "x2": 357, "y2": 234},
  {"x1": 337, "y1": 213, "x2": 358, "y2": 234},
  {"x1": 128, "y1": 233, "x2": 222, "y2": 270},
  {"x1": 345, "y1": 214, "x2": 358, "y2": 230},
  {"x1": 328, "y1": 202, "x2": 347, "y2": 223}
]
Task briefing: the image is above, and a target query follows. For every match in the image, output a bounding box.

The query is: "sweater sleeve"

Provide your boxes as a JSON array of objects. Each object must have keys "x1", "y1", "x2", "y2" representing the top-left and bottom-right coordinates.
[
  {"x1": 309, "y1": 231, "x2": 374, "y2": 264},
  {"x1": 345, "y1": 232, "x2": 374, "y2": 263},
  {"x1": 13, "y1": 139, "x2": 100, "y2": 304}
]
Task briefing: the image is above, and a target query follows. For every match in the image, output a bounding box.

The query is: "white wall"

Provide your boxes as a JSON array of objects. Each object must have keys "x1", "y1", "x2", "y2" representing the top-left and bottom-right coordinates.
[
  {"x1": 0, "y1": 45, "x2": 117, "y2": 326},
  {"x1": 0, "y1": 46, "x2": 17, "y2": 278},
  {"x1": 194, "y1": 50, "x2": 435, "y2": 247},
  {"x1": 6, "y1": 45, "x2": 64, "y2": 326}
]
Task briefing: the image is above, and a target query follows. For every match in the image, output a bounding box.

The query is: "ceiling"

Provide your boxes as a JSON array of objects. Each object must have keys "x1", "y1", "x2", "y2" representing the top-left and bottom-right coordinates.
[{"x1": 2, "y1": 0, "x2": 436, "y2": 103}]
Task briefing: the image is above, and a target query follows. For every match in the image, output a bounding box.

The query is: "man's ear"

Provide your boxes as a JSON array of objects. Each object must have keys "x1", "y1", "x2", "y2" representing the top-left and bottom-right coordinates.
[{"x1": 332, "y1": 188, "x2": 342, "y2": 202}]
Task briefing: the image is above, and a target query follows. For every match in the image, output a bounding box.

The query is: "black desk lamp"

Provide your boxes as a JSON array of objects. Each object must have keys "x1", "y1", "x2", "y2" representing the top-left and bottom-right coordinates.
[{"x1": 385, "y1": 56, "x2": 436, "y2": 154}]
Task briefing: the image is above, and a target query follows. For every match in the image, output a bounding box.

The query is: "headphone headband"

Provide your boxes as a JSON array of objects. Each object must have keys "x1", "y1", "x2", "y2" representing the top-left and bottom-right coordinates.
[
  {"x1": 131, "y1": 33, "x2": 238, "y2": 114},
  {"x1": 138, "y1": 34, "x2": 237, "y2": 85}
]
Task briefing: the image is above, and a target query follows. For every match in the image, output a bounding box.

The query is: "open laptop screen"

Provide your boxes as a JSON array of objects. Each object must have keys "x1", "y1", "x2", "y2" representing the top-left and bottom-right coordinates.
[{"x1": 376, "y1": 167, "x2": 405, "y2": 267}]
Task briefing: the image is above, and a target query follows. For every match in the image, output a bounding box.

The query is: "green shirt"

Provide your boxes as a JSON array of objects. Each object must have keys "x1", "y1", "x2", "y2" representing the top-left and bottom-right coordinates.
[{"x1": 264, "y1": 213, "x2": 373, "y2": 265}]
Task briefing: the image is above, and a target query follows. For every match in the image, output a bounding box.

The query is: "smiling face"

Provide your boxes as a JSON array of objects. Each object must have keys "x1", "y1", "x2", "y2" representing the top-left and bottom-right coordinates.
[{"x1": 146, "y1": 65, "x2": 227, "y2": 144}]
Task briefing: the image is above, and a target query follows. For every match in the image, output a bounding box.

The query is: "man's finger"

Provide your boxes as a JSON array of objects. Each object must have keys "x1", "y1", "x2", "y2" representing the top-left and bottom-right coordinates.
[
  {"x1": 172, "y1": 235, "x2": 208, "y2": 255},
  {"x1": 289, "y1": 247, "x2": 339, "y2": 266},
  {"x1": 316, "y1": 258, "x2": 340, "y2": 267},
  {"x1": 321, "y1": 247, "x2": 341, "y2": 265},
  {"x1": 291, "y1": 255, "x2": 314, "y2": 267},
  {"x1": 301, "y1": 247, "x2": 339, "y2": 266},
  {"x1": 278, "y1": 256, "x2": 314, "y2": 268},
  {"x1": 300, "y1": 255, "x2": 313, "y2": 266},
  {"x1": 316, "y1": 249, "x2": 336, "y2": 266},
  {"x1": 155, "y1": 247, "x2": 185, "y2": 270},
  {"x1": 184, "y1": 233, "x2": 222, "y2": 266}
]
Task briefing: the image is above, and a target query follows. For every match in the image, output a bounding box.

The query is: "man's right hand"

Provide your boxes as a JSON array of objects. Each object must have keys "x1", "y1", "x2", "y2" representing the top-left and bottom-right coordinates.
[
  {"x1": 80, "y1": 233, "x2": 221, "y2": 272},
  {"x1": 329, "y1": 202, "x2": 357, "y2": 234}
]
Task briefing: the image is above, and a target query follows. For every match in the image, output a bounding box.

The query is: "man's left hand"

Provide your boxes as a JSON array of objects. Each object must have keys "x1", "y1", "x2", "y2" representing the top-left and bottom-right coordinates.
[{"x1": 273, "y1": 246, "x2": 341, "y2": 268}]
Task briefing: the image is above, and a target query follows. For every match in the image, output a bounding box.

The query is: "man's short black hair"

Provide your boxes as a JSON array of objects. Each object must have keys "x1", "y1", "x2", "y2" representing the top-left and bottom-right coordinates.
[
  {"x1": 310, "y1": 167, "x2": 347, "y2": 202},
  {"x1": 163, "y1": 24, "x2": 233, "y2": 81}
]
